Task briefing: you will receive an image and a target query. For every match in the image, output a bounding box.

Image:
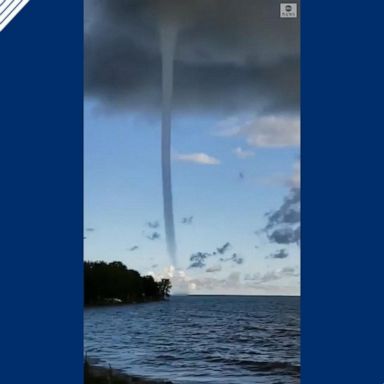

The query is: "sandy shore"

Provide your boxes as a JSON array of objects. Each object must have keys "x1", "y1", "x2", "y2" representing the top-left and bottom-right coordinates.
[{"x1": 85, "y1": 361, "x2": 173, "y2": 384}]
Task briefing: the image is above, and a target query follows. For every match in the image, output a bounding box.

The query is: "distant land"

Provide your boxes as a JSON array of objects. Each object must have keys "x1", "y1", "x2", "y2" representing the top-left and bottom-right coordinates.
[
  {"x1": 187, "y1": 294, "x2": 300, "y2": 297},
  {"x1": 84, "y1": 261, "x2": 171, "y2": 306}
]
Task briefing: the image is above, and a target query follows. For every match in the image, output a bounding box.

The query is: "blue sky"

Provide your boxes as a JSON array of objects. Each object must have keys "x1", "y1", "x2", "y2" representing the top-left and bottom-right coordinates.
[
  {"x1": 84, "y1": 102, "x2": 300, "y2": 295},
  {"x1": 84, "y1": 0, "x2": 300, "y2": 295}
]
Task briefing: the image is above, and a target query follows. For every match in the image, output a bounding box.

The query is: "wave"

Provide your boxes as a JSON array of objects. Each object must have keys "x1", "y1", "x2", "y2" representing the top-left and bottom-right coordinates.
[{"x1": 206, "y1": 357, "x2": 300, "y2": 376}]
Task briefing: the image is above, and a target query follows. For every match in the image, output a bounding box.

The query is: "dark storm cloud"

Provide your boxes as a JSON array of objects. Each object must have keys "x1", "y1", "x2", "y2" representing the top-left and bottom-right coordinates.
[{"x1": 85, "y1": 0, "x2": 300, "y2": 114}]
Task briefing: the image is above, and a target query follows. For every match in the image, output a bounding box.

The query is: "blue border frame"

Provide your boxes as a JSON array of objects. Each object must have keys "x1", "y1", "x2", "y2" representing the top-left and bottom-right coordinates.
[
  {"x1": 1, "y1": 1, "x2": 383, "y2": 383},
  {"x1": 301, "y1": 1, "x2": 384, "y2": 383},
  {"x1": 1, "y1": 1, "x2": 83, "y2": 383}
]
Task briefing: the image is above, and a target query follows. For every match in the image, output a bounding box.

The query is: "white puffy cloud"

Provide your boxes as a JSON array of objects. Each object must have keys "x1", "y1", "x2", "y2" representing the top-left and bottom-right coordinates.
[
  {"x1": 206, "y1": 264, "x2": 222, "y2": 273},
  {"x1": 174, "y1": 152, "x2": 220, "y2": 165},
  {"x1": 218, "y1": 114, "x2": 300, "y2": 148},
  {"x1": 233, "y1": 146, "x2": 255, "y2": 159},
  {"x1": 286, "y1": 160, "x2": 300, "y2": 188},
  {"x1": 152, "y1": 265, "x2": 299, "y2": 295},
  {"x1": 244, "y1": 266, "x2": 299, "y2": 283}
]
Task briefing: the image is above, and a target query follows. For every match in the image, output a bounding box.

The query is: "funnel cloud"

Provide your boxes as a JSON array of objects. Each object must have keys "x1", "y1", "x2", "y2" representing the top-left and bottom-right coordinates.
[
  {"x1": 84, "y1": 0, "x2": 300, "y2": 296},
  {"x1": 160, "y1": 17, "x2": 178, "y2": 266}
]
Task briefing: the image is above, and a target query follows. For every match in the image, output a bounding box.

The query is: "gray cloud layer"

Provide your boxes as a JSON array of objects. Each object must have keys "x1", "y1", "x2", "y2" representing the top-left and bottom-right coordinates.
[
  {"x1": 85, "y1": 0, "x2": 300, "y2": 115},
  {"x1": 268, "y1": 249, "x2": 289, "y2": 259},
  {"x1": 265, "y1": 187, "x2": 300, "y2": 245}
]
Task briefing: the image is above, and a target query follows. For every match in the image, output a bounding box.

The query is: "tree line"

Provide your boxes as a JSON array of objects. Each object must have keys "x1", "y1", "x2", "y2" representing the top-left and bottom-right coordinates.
[{"x1": 84, "y1": 261, "x2": 171, "y2": 305}]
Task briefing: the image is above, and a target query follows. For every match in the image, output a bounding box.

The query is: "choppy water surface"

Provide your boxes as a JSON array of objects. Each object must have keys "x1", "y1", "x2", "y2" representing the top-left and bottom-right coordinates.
[{"x1": 84, "y1": 295, "x2": 300, "y2": 384}]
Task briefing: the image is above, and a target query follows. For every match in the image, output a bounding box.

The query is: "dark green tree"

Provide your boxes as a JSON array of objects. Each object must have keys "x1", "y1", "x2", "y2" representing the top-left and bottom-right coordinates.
[
  {"x1": 158, "y1": 278, "x2": 172, "y2": 298},
  {"x1": 84, "y1": 261, "x2": 171, "y2": 305}
]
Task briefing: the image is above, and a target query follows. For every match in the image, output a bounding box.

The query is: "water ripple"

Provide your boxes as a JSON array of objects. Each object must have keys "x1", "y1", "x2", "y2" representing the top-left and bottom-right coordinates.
[{"x1": 84, "y1": 296, "x2": 300, "y2": 384}]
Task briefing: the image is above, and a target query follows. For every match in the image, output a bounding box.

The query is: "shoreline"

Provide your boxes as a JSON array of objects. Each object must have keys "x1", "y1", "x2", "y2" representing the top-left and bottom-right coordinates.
[
  {"x1": 85, "y1": 361, "x2": 173, "y2": 384},
  {"x1": 85, "y1": 297, "x2": 168, "y2": 308}
]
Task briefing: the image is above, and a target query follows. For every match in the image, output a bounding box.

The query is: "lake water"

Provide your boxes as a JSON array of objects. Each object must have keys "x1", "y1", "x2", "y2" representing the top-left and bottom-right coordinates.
[{"x1": 84, "y1": 295, "x2": 300, "y2": 384}]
